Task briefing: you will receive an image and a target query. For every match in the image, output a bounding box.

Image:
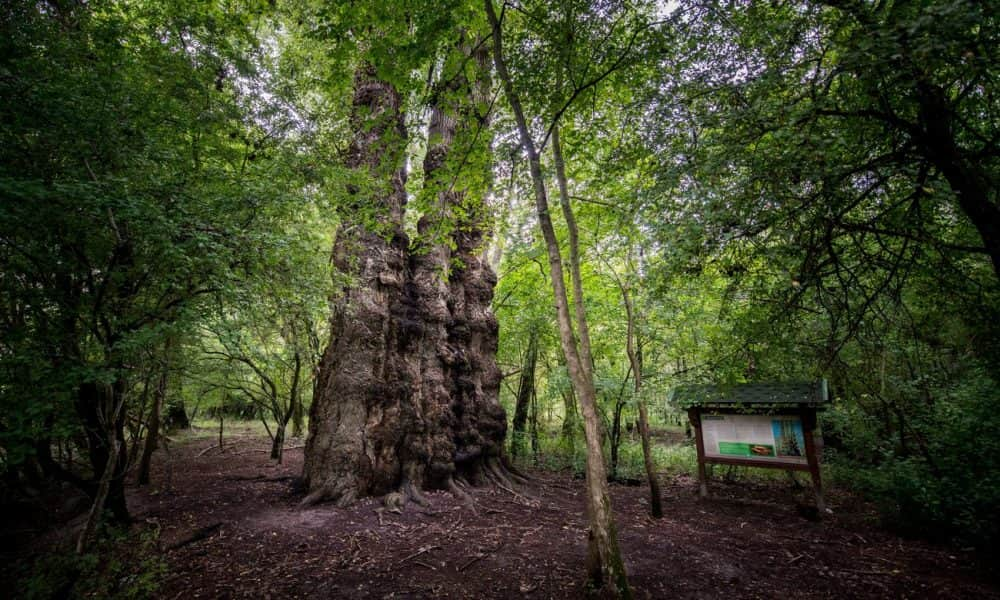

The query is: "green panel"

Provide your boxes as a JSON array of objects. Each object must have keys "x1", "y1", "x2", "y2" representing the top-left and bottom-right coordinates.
[{"x1": 717, "y1": 442, "x2": 775, "y2": 457}]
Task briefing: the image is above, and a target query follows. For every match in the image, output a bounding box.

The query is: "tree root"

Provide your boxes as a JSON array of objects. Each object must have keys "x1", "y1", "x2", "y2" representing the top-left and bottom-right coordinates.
[
  {"x1": 299, "y1": 487, "x2": 327, "y2": 508},
  {"x1": 485, "y1": 457, "x2": 537, "y2": 502},
  {"x1": 402, "y1": 478, "x2": 430, "y2": 507},
  {"x1": 301, "y1": 459, "x2": 532, "y2": 511},
  {"x1": 299, "y1": 478, "x2": 357, "y2": 508},
  {"x1": 485, "y1": 458, "x2": 519, "y2": 490},
  {"x1": 446, "y1": 476, "x2": 477, "y2": 513},
  {"x1": 483, "y1": 470, "x2": 520, "y2": 499},
  {"x1": 167, "y1": 522, "x2": 223, "y2": 551},
  {"x1": 500, "y1": 457, "x2": 532, "y2": 486}
]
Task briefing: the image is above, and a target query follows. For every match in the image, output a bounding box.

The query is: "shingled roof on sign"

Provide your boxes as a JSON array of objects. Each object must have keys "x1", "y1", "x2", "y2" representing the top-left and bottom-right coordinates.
[{"x1": 669, "y1": 380, "x2": 828, "y2": 408}]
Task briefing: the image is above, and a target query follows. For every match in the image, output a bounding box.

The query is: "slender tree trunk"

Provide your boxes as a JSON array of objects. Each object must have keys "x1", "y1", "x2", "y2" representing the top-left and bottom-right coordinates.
[
  {"x1": 561, "y1": 386, "x2": 578, "y2": 440},
  {"x1": 609, "y1": 397, "x2": 624, "y2": 480},
  {"x1": 138, "y1": 342, "x2": 171, "y2": 485},
  {"x1": 634, "y1": 394, "x2": 662, "y2": 516},
  {"x1": 511, "y1": 332, "x2": 538, "y2": 459},
  {"x1": 273, "y1": 351, "x2": 301, "y2": 463},
  {"x1": 291, "y1": 390, "x2": 304, "y2": 438},
  {"x1": 128, "y1": 369, "x2": 155, "y2": 468},
  {"x1": 170, "y1": 376, "x2": 190, "y2": 430},
  {"x1": 77, "y1": 432, "x2": 119, "y2": 555},
  {"x1": 552, "y1": 125, "x2": 595, "y2": 375},
  {"x1": 218, "y1": 395, "x2": 225, "y2": 451},
  {"x1": 271, "y1": 425, "x2": 285, "y2": 462},
  {"x1": 75, "y1": 379, "x2": 130, "y2": 543},
  {"x1": 530, "y1": 387, "x2": 540, "y2": 464},
  {"x1": 618, "y1": 277, "x2": 663, "y2": 517},
  {"x1": 487, "y1": 3, "x2": 631, "y2": 595}
]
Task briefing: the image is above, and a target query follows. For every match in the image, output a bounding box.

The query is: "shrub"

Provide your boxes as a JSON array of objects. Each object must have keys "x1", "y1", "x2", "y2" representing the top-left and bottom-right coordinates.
[
  {"x1": 17, "y1": 524, "x2": 165, "y2": 600},
  {"x1": 828, "y1": 368, "x2": 1000, "y2": 550}
]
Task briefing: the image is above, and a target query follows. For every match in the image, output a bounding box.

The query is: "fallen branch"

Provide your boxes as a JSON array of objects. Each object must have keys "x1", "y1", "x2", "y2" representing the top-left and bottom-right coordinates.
[
  {"x1": 400, "y1": 545, "x2": 440, "y2": 564},
  {"x1": 168, "y1": 522, "x2": 223, "y2": 551},
  {"x1": 196, "y1": 445, "x2": 220, "y2": 458},
  {"x1": 235, "y1": 445, "x2": 304, "y2": 456},
  {"x1": 493, "y1": 479, "x2": 531, "y2": 503},
  {"x1": 223, "y1": 474, "x2": 296, "y2": 483},
  {"x1": 458, "y1": 553, "x2": 487, "y2": 572},
  {"x1": 833, "y1": 568, "x2": 898, "y2": 577}
]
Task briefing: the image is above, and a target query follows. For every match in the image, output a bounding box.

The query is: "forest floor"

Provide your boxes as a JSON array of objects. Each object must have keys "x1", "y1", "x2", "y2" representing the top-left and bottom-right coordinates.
[{"x1": 9, "y1": 427, "x2": 1000, "y2": 599}]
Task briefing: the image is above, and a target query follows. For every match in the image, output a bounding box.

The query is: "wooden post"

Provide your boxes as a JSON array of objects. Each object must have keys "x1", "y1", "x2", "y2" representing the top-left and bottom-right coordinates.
[
  {"x1": 687, "y1": 407, "x2": 708, "y2": 498},
  {"x1": 800, "y1": 406, "x2": 824, "y2": 513}
]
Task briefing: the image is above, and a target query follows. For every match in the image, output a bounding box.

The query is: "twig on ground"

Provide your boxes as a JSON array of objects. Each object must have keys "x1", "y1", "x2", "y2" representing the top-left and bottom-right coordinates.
[
  {"x1": 236, "y1": 445, "x2": 304, "y2": 456},
  {"x1": 400, "y1": 545, "x2": 440, "y2": 564},
  {"x1": 458, "y1": 553, "x2": 487, "y2": 572},
  {"x1": 196, "y1": 445, "x2": 218, "y2": 457},
  {"x1": 223, "y1": 474, "x2": 296, "y2": 483}
]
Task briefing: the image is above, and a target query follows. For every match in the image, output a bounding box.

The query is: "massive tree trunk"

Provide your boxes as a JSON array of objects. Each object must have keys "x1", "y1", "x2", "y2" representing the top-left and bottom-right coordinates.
[
  {"x1": 303, "y1": 46, "x2": 506, "y2": 507},
  {"x1": 302, "y1": 65, "x2": 415, "y2": 506},
  {"x1": 407, "y1": 36, "x2": 506, "y2": 493},
  {"x1": 486, "y1": 2, "x2": 631, "y2": 596}
]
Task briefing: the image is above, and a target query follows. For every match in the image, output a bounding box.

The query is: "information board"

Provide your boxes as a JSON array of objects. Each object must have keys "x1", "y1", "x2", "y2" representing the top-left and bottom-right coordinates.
[{"x1": 700, "y1": 414, "x2": 807, "y2": 464}]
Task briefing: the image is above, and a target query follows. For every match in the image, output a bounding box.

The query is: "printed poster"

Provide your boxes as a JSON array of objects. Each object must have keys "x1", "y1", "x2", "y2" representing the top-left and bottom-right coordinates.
[{"x1": 700, "y1": 414, "x2": 808, "y2": 464}]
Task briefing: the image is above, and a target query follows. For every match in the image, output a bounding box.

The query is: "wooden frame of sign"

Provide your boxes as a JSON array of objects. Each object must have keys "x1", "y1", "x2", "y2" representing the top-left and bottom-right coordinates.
[{"x1": 672, "y1": 381, "x2": 828, "y2": 513}]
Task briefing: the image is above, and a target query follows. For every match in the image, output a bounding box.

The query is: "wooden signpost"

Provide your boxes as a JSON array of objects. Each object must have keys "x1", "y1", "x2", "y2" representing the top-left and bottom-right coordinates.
[{"x1": 671, "y1": 380, "x2": 829, "y2": 513}]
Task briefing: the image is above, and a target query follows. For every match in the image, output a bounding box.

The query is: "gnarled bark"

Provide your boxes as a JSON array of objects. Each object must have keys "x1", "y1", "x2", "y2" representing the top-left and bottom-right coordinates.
[
  {"x1": 302, "y1": 66, "x2": 414, "y2": 506},
  {"x1": 303, "y1": 45, "x2": 506, "y2": 507}
]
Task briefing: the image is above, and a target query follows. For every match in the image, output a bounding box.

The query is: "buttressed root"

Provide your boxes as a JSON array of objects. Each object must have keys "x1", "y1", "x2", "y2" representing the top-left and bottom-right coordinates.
[
  {"x1": 383, "y1": 491, "x2": 405, "y2": 512},
  {"x1": 299, "y1": 479, "x2": 356, "y2": 508},
  {"x1": 446, "y1": 475, "x2": 477, "y2": 512},
  {"x1": 301, "y1": 460, "x2": 532, "y2": 511},
  {"x1": 299, "y1": 485, "x2": 332, "y2": 508},
  {"x1": 485, "y1": 457, "x2": 516, "y2": 489},
  {"x1": 500, "y1": 457, "x2": 532, "y2": 485},
  {"x1": 402, "y1": 479, "x2": 430, "y2": 507}
]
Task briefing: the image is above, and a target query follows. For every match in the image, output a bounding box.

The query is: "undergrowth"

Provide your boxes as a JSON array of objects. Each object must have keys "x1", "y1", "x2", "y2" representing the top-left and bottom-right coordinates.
[{"x1": 15, "y1": 524, "x2": 165, "y2": 600}]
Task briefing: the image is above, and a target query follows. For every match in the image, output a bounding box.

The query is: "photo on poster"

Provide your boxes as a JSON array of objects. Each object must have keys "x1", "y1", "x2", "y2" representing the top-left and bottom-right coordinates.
[
  {"x1": 772, "y1": 418, "x2": 805, "y2": 457},
  {"x1": 718, "y1": 442, "x2": 775, "y2": 457}
]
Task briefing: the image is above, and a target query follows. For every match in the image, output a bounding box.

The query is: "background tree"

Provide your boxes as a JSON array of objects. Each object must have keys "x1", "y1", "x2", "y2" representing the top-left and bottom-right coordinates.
[
  {"x1": 635, "y1": 0, "x2": 1000, "y2": 546},
  {"x1": 0, "y1": 0, "x2": 330, "y2": 543},
  {"x1": 485, "y1": 0, "x2": 670, "y2": 594}
]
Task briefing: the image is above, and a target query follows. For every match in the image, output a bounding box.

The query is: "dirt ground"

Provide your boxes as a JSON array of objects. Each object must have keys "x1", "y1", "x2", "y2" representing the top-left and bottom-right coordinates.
[{"x1": 87, "y1": 429, "x2": 991, "y2": 599}]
